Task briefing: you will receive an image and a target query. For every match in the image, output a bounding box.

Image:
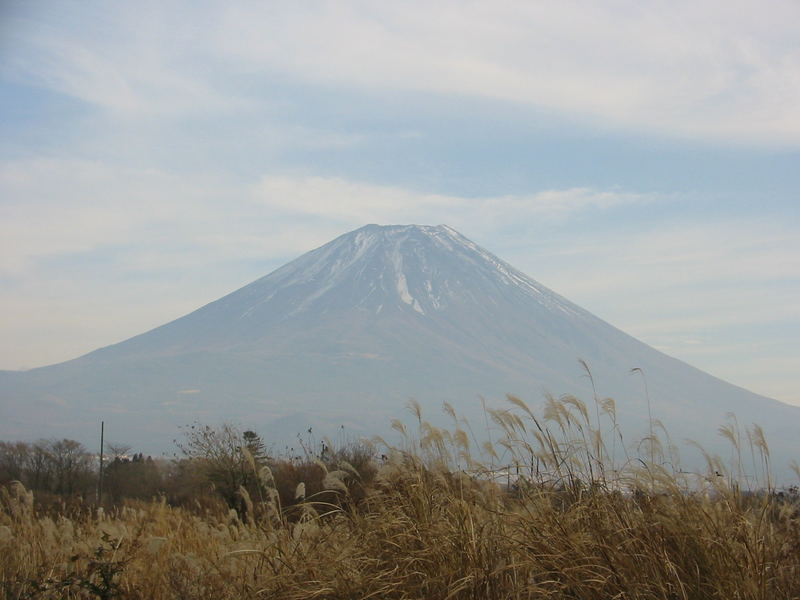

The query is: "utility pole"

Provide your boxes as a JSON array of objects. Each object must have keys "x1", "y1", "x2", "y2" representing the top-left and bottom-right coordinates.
[{"x1": 98, "y1": 421, "x2": 104, "y2": 504}]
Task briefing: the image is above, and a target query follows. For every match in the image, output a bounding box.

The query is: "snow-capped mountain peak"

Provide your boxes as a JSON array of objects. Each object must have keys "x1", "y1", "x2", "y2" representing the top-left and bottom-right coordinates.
[
  {"x1": 1, "y1": 224, "x2": 797, "y2": 476},
  {"x1": 231, "y1": 224, "x2": 582, "y2": 322}
]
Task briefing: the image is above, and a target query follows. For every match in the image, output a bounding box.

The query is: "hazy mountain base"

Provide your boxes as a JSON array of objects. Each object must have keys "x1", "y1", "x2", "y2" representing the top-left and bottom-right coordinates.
[{"x1": 2, "y1": 365, "x2": 798, "y2": 483}]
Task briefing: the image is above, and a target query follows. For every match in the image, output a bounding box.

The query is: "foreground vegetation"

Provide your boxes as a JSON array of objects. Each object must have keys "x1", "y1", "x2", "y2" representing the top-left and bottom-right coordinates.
[{"x1": 2, "y1": 396, "x2": 800, "y2": 599}]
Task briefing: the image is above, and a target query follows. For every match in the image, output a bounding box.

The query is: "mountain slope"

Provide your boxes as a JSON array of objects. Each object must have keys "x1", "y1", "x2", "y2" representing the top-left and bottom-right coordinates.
[{"x1": 1, "y1": 224, "x2": 797, "y2": 471}]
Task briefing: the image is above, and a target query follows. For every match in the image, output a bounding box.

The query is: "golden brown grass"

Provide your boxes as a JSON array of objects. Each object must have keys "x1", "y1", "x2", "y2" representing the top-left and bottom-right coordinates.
[{"x1": 2, "y1": 396, "x2": 800, "y2": 599}]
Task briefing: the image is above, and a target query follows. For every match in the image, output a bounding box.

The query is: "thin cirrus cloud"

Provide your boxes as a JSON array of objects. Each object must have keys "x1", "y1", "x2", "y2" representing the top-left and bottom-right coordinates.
[
  {"x1": 1, "y1": 7, "x2": 245, "y2": 117},
  {"x1": 0, "y1": 158, "x2": 230, "y2": 275},
  {"x1": 215, "y1": 1, "x2": 800, "y2": 145},
  {"x1": 522, "y1": 219, "x2": 800, "y2": 327},
  {"x1": 0, "y1": 158, "x2": 648, "y2": 279},
  {"x1": 3, "y1": 2, "x2": 799, "y2": 144},
  {"x1": 505, "y1": 220, "x2": 800, "y2": 406},
  {"x1": 253, "y1": 175, "x2": 652, "y2": 226}
]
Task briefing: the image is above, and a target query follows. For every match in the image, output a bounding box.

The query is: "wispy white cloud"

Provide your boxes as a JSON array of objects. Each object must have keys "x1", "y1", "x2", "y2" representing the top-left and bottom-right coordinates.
[
  {"x1": 1, "y1": 6, "x2": 246, "y2": 117},
  {"x1": 527, "y1": 220, "x2": 800, "y2": 297},
  {"x1": 1, "y1": 160, "x2": 647, "y2": 278},
  {"x1": 252, "y1": 175, "x2": 651, "y2": 226},
  {"x1": 4, "y1": 1, "x2": 799, "y2": 144},
  {"x1": 253, "y1": 176, "x2": 461, "y2": 223},
  {"x1": 0, "y1": 159, "x2": 225, "y2": 274}
]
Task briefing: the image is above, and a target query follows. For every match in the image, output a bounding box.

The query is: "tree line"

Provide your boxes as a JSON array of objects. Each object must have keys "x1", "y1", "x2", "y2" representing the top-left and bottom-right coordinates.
[
  {"x1": 0, "y1": 425, "x2": 376, "y2": 513},
  {"x1": 0, "y1": 438, "x2": 163, "y2": 503}
]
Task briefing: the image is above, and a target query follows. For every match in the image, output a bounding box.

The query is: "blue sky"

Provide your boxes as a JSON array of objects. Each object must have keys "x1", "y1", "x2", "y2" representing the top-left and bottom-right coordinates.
[{"x1": 1, "y1": 1, "x2": 798, "y2": 405}]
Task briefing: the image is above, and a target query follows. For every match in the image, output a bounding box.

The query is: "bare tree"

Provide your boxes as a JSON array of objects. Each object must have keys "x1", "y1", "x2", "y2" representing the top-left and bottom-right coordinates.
[
  {"x1": 48, "y1": 439, "x2": 94, "y2": 495},
  {"x1": 0, "y1": 441, "x2": 30, "y2": 483},
  {"x1": 177, "y1": 423, "x2": 265, "y2": 508},
  {"x1": 106, "y1": 443, "x2": 132, "y2": 460}
]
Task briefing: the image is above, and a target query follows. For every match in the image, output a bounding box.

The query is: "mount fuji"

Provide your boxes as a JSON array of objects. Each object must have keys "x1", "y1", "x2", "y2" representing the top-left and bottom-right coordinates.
[{"x1": 1, "y1": 224, "x2": 797, "y2": 470}]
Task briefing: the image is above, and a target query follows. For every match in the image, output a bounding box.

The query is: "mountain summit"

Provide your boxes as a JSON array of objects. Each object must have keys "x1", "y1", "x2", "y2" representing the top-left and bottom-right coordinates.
[
  {"x1": 1, "y1": 224, "x2": 797, "y2": 468},
  {"x1": 90, "y1": 224, "x2": 590, "y2": 361}
]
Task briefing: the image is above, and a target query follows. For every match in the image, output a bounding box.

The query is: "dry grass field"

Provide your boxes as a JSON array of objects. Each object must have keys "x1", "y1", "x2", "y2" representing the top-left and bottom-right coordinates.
[{"x1": 2, "y1": 396, "x2": 799, "y2": 599}]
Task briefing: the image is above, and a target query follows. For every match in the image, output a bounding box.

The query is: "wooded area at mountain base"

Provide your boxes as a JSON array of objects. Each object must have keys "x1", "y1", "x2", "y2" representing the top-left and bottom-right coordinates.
[{"x1": 0, "y1": 424, "x2": 378, "y2": 517}]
